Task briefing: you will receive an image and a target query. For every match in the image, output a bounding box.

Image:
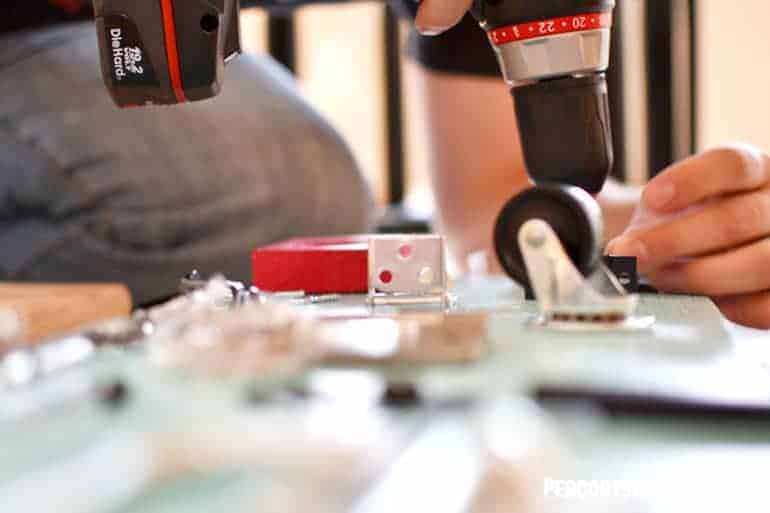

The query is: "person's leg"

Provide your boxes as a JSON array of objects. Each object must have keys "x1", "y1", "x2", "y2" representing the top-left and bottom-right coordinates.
[{"x1": 0, "y1": 23, "x2": 374, "y2": 304}]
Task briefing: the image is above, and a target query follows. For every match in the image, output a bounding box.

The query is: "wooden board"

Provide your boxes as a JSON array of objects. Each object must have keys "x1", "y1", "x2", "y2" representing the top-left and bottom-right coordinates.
[{"x1": 0, "y1": 283, "x2": 132, "y2": 345}]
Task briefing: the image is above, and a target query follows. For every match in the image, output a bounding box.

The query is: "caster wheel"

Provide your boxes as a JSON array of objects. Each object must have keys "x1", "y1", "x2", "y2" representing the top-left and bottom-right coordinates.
[{"x1": 494, "y1": 185, "x2": 604, "y2": 290}]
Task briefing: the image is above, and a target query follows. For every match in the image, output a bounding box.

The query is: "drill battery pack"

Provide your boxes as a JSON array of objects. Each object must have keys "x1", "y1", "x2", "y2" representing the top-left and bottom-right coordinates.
[{"x1": 92, "y1": 0, "x2": 241, "y2": 107}]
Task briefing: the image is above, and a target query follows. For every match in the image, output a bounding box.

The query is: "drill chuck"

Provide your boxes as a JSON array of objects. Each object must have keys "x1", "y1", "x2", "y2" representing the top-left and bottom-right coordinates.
[
  {"x1": 473, "y1": 0, "x2": 616, "y2": 193},
  {"x1": 513, "y1": 75, "x2": 613, "y2": 193}
]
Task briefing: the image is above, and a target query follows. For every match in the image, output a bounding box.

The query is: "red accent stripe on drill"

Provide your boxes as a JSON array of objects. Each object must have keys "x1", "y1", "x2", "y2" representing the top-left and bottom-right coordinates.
[
  {"x1": 488, "y1": 12, "x2": 613, "y2": 46},
  {"x1": 159, "y1": 0, "x2": 187, "y2": 103},
  {"x1": 49, "y1": 0, "x2": 86, "y2": 14},
  {"x1": 252, "y1": 237, "x2": 369, "y2": 294}
]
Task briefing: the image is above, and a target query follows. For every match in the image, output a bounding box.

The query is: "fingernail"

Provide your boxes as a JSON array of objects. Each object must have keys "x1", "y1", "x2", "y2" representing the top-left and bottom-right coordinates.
[
  {"x1": 415, "y1": 25, "x2": 444, "y2": 35},
  {"x1": 645, "y1": 182, "x2": 675, "y2": 211},
  {"x1": 604, "y1": 237, "x2": 619, "y2": 256},
  {"x1": 608, "y1": 237, "x2": 648, "y2": 263}
]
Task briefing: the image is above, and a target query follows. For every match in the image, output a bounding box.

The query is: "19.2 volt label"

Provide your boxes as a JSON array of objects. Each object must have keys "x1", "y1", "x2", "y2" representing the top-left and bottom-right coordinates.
[{"x1": 104, "y1": 14, "x2": 159, "y2": 86}]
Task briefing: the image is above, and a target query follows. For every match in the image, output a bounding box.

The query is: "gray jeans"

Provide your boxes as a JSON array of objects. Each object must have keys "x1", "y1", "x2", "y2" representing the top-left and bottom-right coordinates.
[{"x1": 0, "y1": 23, "x2": 373, "y2": 304}]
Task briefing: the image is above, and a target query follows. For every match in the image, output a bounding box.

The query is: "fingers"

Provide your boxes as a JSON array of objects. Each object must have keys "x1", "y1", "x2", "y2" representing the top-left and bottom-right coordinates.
[
  {"x1": 641, "y1": 144, "x2": 769, "y2": 213},
  {"x1": 714, "y1": 292, "x2": 770, "y2": 330},
  {"x1": 415, "y1": 0, "x2": 474, "y2": 35},
  {"x1": 646, "y1": 237, "x2": 770, "y2": 297},
  {"x1": 610, "y1": 145, "x2": 770, "y2": 329},
  {"x1": 609, "y1": 187, "x2": 770, "y2": 270}
]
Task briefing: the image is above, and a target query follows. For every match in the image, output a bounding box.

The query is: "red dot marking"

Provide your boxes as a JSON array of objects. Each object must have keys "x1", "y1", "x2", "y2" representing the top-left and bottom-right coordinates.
[
  {"x1": 379, "y1": 270, "x2": 393, "y2": 284},
  {"x1": 398, "y1": 244, "x2": 413, "y2": 259}
]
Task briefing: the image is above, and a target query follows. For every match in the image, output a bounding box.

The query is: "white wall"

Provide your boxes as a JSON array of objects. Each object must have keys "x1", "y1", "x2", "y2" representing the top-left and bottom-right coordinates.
[
  {"x1": 242, "y1": 4, "x2": 390, "y2": 204},
  {"x1": 697, "y1": 0, "x2": 770, "y2": 152}
]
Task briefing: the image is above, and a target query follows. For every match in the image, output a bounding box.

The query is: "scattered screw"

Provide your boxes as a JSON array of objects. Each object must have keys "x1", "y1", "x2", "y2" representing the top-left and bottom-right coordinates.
[
  {"x1": 296, "y1": 294, "x2": 341, "y2": 305},
  {"x1": 99, "y1": 380, "x2": 130, "y2": 409},
  {"x1": 382, "y1": 382, "x2": 421, "y2": 407}
]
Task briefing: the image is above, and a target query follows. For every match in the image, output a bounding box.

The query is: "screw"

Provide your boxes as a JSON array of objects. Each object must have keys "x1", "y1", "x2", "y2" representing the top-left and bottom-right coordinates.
[
  {"x1": 306, "y1": 294, "x2": 341, "y2": 304},
  {"x1": 382, "y1": 382, "x2": 421, "y2": 408},
  {"x1": 99, "y1": 380, "x2": 130, "y2": 409}
]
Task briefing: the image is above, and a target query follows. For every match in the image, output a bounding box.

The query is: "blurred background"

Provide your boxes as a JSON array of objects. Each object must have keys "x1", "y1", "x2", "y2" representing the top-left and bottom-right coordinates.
[
  {"x1": 239, "y1": 0, "x2": 770, "y2": 216},
  {"x1": 239, "y1": 3, "x2": 428, "y2": 214}
]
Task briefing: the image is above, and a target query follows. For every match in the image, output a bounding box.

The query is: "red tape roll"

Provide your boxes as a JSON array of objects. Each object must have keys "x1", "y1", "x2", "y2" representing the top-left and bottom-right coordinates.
[
  {"x1": 488, "y1": 12, "x2": 613, "y2": 46},
  {"x1": 251, "y1": 237, "x2": 369, "y2": 294}
]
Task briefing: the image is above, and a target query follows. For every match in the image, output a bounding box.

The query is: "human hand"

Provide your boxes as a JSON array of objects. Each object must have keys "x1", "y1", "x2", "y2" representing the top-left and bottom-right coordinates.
[
  {"x1": 607, "y1": 145, "x2": 770, "y2": 328},
  {"x1": 415, "y1": 0, "x2": 474, "y2": 35}
]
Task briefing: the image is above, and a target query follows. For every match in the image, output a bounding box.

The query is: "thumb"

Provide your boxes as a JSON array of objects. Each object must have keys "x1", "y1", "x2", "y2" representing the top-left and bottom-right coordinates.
[
  {"x1": 605, "y1": 201, "x2": 706, "y2": 257},
  {"x1": 415, "y1": 0, "x2": 475, "y2": 35},
  {"x1": 604, "y1": 205, "x2": 661, "y2": 256}
]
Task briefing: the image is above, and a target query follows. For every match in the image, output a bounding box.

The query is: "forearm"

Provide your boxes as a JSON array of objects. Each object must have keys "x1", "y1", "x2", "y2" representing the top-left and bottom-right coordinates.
[{"x1": 414, "y1": 65, "x2": 530, "y2": 270}]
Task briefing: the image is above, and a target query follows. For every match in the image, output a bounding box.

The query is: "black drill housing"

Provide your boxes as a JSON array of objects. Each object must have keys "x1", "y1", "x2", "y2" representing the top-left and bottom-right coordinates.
[
  {"x1": 92, "y1": 0, "x2": 241, "y2": 107},
  {"x1": 514, "y1": 75, "x2": 613, "y2": 193}
]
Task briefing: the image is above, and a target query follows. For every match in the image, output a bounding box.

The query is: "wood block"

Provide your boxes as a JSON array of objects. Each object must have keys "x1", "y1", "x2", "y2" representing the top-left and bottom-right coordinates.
[{"x1": 0, "y1": 283, "x2": 132, "y2": 345}]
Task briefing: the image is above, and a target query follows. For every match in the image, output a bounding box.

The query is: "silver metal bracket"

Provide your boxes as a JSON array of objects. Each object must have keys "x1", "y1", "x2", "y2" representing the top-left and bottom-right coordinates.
[
  {"x1": 366, "y1": 235, "x2": 449, "y2": 307},
  {"x1": 519, "y1": 219, "x2": 654, "y2": 330}
]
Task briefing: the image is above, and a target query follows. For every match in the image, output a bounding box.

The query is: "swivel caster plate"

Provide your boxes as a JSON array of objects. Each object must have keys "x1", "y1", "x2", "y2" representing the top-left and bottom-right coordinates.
[{"x1": 494, "y1": 185, "x2": 653, "y2": 330}]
